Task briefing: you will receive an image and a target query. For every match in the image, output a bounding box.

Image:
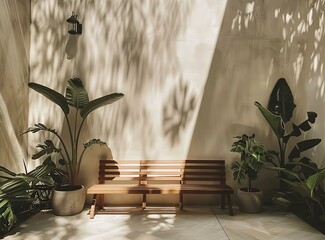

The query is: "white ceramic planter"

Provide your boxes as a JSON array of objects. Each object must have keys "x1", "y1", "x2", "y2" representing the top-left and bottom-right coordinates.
[
  {"x1": 52, "y1": 185, "x2": 86, "y2": 216},
  {"x1": 237, "y1": 188, "x2": 263, "y2": 214}
]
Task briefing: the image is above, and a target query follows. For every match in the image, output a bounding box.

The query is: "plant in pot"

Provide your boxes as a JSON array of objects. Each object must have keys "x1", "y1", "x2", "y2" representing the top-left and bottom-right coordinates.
[
  {"x1": 230, "y1": 133, "x2": 271, "y2": 213},
  {"x1": 22, "y1": 78, "x2": 124, "y2": 216}
]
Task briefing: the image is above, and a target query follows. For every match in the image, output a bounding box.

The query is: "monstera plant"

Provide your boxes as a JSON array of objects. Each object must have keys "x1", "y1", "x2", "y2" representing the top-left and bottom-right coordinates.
[
  {"x1": 23, "y1": 78, "x2": 124, "y2": 215},
  {"x1": 230, "y1": 134, "x2": 271, "y2": 213},
  {"x1": 255, "y1": 78, "x2": 324, "y2": 228}
]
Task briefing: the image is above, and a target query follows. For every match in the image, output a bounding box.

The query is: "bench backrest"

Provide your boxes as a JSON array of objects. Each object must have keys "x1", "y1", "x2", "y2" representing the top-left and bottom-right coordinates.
[{"x1": 98, "y1": 160, "x2": 227, "y2": 185}]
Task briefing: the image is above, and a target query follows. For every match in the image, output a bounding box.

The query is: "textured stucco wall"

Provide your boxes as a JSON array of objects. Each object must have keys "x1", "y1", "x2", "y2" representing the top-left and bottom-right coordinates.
[
  {"x1": 28, "y1": 0, "x2": 325, "y2": 205},
  {"x1": 0, "y1": 0, "x2": 30, "y2": 173},
  {"x1": 30, "y1": 0, "x2": 227, "y2": 205},
  {"x1": 188, "y1": 0, "x2": 325, "y2": 201}
]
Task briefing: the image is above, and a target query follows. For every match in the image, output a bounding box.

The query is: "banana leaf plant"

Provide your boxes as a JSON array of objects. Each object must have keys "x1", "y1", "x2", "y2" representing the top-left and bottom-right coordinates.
[
  {"x1": 254, "y1": 78, "x2": 321, "y2": 189},
  {"x1": 22, "y1": 78, "x2": 124, "y2": 185},
  {"x1": 0, "y1": 158, "x2": 62, "y2": 233}
]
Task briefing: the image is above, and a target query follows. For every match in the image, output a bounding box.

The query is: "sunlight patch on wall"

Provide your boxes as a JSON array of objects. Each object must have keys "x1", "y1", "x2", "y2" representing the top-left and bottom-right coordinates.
[{"x1": 30, "y1": 0, "x2": 228, "y2": 191}]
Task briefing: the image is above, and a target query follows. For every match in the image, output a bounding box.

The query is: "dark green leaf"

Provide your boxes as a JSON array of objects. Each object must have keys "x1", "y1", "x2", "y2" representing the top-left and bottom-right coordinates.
[
  {"x1": 268, "y1": 166, "x2": 302, "y2": 181},
  {"x1": 288, "y1": 139, "x2": 322, "y2": 161},
  {"x1": 80, "y1": 93, "x2": 124, "y2": 118},
  {"x1": 307, "y1": 111, "x2": 317, "y2": 123},
  {"x1": 0, "y1": 167, "x2": 16, "y2": 177},
  {"x1": 83, "y1": 139, "x2": 107, "y2": 149},
  {"x1": 255, "y1": 102, "x2": 285, "y2": 139},
  {"x1": 65, "y1": 78, "x2": 89, "y2": 109},
  {"x1": 28, "y1": 82, "x2": 69, "y2": 115},
  {"x1": 31, "y1": 140, "x2": 61, "y2": 160},
  {"x1": 267, "y1": 78, "x2": 296, "y2": 123},
  {"x1": 306, "y1": 168, "x2": 325, "y2": 196},
  {"x1": 231, "y1": 162, "x2": 246, "y2": 184},
  {"x1": 298, "y1": 120, "x2": 311, "y2": 131}
]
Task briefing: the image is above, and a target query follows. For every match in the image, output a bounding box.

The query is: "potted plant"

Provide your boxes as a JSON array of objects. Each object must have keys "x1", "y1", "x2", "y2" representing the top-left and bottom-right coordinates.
[
  {"x1": 22, "y1": 78, "x2": 124, "y2": 216},
  {"x1": 230, "y1": 133, "x2": 270, "y2": 213}
]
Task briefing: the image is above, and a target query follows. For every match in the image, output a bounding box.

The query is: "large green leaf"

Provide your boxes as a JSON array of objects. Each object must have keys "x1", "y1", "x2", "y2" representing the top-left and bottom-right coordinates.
[
  {"x1": 231, "y1": 162, "x2": 247, "y2": 184},
  {"x1": 306, "y1": 168, "x2": 325, "y2": 197},
  {"x1": 0, "y1": 167, "x2": 16, "y2": 177},
  {"x1": 255, "y1": 102, "x2": 285, "y2": 139},
  {"x1": 65, "y1": 78, "x2": 89, "y2": 109},
  {"x1": 80, "y1": 93, "x2": 124, "y2": 118},
  {"x1": 268, "y1": 78, "x2": 296, "y2": 123},
  {"x1": 28, "y1": 82, "x2": 69, "y2": 115},
  {"x1": 288, "y1": 139, "x2": 322, "y2": 161},
  {"x1": 31, "y1": 140, "x2": 61, "y2": 160},
  {"x1": 268, "y1": 166, "x2": 302, "y2": 182}
]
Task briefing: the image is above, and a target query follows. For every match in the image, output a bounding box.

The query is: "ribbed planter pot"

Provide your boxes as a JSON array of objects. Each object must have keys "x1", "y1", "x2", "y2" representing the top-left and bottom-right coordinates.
[
  {"x1": 52, "y1": 185, "x2": 86, "y2": 216},
  {"x1": 237, "y1": 188, "x2": 263, "y2": 214}
]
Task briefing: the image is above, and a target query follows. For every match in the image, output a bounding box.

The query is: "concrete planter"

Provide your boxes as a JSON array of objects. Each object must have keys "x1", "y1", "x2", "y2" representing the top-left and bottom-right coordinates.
[
  {"x1": 52, "y1": 185, "x2": 86, "y2": 216},
  {"x1": 237, "y1": 188, "x2": 263, "y2": 213}
]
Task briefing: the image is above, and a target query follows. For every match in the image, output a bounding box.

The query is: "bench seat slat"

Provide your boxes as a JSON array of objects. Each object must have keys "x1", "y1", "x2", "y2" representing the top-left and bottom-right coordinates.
[{"x1": 88, "y1": 184, "x2": 233, "y2": 195}]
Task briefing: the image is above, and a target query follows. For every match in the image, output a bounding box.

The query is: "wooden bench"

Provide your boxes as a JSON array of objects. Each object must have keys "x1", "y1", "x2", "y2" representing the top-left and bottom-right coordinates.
[{"x1": 87, "y1": 160, "x2": 233, "y2": 218}]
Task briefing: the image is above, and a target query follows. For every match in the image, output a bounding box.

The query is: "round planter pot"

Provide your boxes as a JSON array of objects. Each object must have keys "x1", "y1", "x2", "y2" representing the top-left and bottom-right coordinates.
[
  {"x1": 52, "y1": 185, "x2": 86, "y2": 216},
  {"x1": 237, "y1": 188, "x2": 263, "y2": 214}
]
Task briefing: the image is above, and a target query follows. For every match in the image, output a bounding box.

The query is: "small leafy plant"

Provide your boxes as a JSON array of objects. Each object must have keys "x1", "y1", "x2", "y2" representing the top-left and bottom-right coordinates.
[
  {"x1": 230, "y1": 134, "x2": 270, "y2": 192},
  {"x1": 22, "y1": 78, "x2": 124, "y2": 185}
]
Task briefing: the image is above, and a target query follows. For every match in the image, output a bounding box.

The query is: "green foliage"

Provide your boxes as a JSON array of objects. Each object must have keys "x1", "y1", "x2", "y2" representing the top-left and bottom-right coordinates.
[
  {"x1": 23, "y1": 78, "x2": 124, "y2": 185},
  {"x1": 0, "y1": 159, "x2": 62, "y2": 233},
  {"x1": 65, "y1": 78, "x2": 89, "y2": 109},
  {"x1": 230, "y1": 134, "x2": 271, "y2": 191},
  {"x1": 273, "y1": 163, "x2": 325, "y2": 226},
  {"x1": 254, "y1": 78, "x2": 321, "y2": 184},
  {"x1": 255, "y1": 78, "x2": 324, "y2": 228}
]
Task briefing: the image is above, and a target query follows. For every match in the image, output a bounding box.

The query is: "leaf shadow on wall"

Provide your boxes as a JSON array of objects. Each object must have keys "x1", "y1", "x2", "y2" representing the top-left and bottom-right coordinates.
[
  {"x1": 163, "y1": 78, "x2": 197, "y2": 147},
  {"x1": 187, "y1": 0, "x2": 325, "y2": 167},
  {"x1": 70, "y1": 0, "x2": 193, "y2": 158}
]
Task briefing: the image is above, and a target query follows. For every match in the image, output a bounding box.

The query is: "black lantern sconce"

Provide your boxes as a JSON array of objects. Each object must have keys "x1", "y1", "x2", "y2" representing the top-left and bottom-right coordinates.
[{"x1": 66, "y1": 11, "x2": 82, "y2": 35}]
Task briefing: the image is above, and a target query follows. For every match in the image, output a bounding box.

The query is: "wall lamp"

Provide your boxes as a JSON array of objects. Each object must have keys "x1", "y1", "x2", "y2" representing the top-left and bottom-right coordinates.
[{"x1": 66, "y1": 11, "x2": 82, "y2": 35}]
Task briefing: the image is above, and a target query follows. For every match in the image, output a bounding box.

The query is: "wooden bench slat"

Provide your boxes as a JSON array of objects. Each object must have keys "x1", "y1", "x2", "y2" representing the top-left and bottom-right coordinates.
[
  {"x1": 88, "y1": 184, "x2": 233, "y2": 194},
  {"x1": 99, "y1": 160, "x2": 225, "y2": 164}
]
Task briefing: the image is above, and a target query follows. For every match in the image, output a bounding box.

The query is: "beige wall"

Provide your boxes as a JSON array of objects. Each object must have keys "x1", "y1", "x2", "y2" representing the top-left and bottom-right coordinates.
[
  {"x1": 189, "y1": 0, "x2": 325, "y2": 201},
  {"x1": 27, "y1": 0, "x2": 325, "y2": 205},
  {"x1": 0, "y1": 0, "x2": 30, "y2": 173}
]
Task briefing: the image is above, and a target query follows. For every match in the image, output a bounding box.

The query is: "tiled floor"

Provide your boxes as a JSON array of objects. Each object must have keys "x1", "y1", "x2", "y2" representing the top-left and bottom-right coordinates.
[{"x1": 5, "y1": 207, "x2": 325, "y2": 240}]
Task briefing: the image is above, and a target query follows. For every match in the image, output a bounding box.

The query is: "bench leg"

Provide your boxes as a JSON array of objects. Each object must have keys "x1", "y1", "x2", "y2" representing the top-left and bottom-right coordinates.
[
  {"x1": 179, "y1": 194, "x2": 183, "y2": 210},
  {"x1": 90, "y1": 194, "x2": 97, "y2": 219},
  {"x1": 227, "y1": 193, "x2": 233, "y2": 216},
  {"x1": 98, "y1": 194, "x2": 104, "y2": 210},
  {"x1": 142, "y1": 194, "x2": 147, "y2": 209},
  {"x1": 221, "y1": 194, "x2": 225, "y2": 209}
]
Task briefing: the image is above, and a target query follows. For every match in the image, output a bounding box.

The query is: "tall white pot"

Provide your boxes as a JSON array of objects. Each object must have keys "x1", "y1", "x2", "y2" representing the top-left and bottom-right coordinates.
[
  {"x1": 52, "y1": 185, "x2": 86, "y2": 216},
  {"x1": 237, "y1": 188, "x2": 263, "y2": 214}
]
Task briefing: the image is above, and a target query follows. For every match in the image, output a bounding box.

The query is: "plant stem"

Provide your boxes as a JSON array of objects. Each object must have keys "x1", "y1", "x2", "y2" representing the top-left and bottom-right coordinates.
[
  {"x1": 76, "y1": 148, "x2": 86, "y2": 178},
  {"x1": 59, "y1": 152, "x2": 71, "y2": 181}
]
